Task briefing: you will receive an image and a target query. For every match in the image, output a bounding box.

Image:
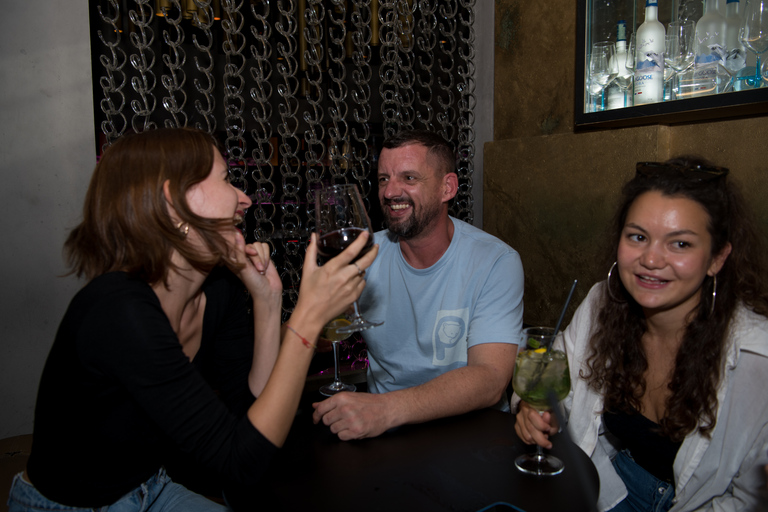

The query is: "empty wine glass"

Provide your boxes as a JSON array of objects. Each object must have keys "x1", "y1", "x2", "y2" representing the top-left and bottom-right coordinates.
[
  {"x1": 739, "y1": 0, "x2": 768, "y2": 88},
  {"x1": 588, "y1": 41, "x2": 618, "y2": 111},
  {"x1": 664, "y1": 21, "x2": 696, "y2": 100},
  {"x1": 626, "y1": 33, "x2": 637, "y2": 74},
  {"x1": 613, "y1": 35, "x2": 634, "y2": 107}
]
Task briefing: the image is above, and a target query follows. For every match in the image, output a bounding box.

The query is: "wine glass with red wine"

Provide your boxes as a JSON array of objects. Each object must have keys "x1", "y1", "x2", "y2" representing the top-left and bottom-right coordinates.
[{"x1": 314, "y1": 184, "x2": 382, "y2": 334}]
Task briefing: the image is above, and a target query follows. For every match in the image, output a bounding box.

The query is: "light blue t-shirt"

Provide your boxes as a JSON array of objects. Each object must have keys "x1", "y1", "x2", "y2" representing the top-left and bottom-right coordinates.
[{"x1": 359, "y1": 217, "x2": 524, "y2": 399}]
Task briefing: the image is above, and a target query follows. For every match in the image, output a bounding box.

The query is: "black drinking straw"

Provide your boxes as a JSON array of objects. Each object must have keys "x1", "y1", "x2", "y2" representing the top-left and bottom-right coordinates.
[{"x1": 547, "y1": 279, "x2": 578, "y2": 351}]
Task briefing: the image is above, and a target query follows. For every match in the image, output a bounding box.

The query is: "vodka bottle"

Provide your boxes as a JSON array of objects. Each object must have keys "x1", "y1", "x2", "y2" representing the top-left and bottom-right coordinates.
[
  {"x1": 693, "y1": 0, "x2": 728, "y2": 95},
  {"x1": 725, "y1": 0, "x2": 747, "y2": 74},
  {"x1": 608, "y1": 20, "x2": 633, "y2": 109},
  {"x1": 634, "y1": 0, "x2": 666, "y2": 104}
]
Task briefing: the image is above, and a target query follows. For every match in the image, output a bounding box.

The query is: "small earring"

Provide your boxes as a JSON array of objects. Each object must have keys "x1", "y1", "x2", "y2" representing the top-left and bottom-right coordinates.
[
  {"x1": 607, "y1": 261, "x2": 626, "y2": 303},
  {"x1": 710, "y1": 274, "x2": 717, "y2": 316},
  {"x1": 176, "y1": 221, "x2": 189, "y2": 237}
]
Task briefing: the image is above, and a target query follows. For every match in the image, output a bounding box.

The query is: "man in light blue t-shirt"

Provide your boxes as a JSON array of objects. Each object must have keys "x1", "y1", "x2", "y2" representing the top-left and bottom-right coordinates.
[{"x1": 312, "y1": 130, "x2": 524, "y2": 440}]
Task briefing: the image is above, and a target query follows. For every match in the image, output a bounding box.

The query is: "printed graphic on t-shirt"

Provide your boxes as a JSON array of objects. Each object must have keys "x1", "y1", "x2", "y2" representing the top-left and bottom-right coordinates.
[{"x1": 431, "y1": 309, "x2": 469, "y2": 366}]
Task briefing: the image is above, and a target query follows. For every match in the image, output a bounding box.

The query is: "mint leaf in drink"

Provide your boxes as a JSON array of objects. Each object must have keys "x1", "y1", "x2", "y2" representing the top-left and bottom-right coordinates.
[{"x1": 527, "y1": 337, "x2": 540, "y2": 349}]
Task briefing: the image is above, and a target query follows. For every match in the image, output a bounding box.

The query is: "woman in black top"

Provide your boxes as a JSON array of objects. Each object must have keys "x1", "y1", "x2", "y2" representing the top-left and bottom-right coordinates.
[{"x1": 8, "y1": 128, "x2": 377, "y2": 511}]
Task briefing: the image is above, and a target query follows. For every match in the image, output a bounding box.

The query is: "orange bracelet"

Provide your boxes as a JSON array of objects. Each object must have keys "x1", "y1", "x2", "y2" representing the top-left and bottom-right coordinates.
[{"x1": 286, "y1": 324, "x2": 316, "y2": 349}]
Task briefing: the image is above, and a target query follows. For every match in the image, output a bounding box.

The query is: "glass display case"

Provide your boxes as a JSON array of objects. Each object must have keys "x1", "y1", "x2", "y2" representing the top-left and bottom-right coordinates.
[{"x1": 575, "y1": 0, "x2": 768, "y2": 129}]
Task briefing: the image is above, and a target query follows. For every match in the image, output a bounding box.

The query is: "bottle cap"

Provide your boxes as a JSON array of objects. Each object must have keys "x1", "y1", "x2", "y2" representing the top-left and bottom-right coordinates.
[{"x1": 617, "y1": 20, "x2": 627, "y2": 42}]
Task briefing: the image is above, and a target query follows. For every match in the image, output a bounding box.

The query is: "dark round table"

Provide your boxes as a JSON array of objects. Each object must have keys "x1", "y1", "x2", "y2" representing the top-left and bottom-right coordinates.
[{"x1": 231, "y1": 407, "x2": 599, "y2": 512}]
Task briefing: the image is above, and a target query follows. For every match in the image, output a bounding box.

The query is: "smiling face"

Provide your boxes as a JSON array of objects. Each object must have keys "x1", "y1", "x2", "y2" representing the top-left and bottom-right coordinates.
[
  {"x1": 186, "y1": 147, "x2": 252, "y2": 231},
  {"x1": 377, "y1": 143, "x2": 453, "y2": 240},
  {"x1": 617, "y1": 190, "x2": 730, "y2": 323}
]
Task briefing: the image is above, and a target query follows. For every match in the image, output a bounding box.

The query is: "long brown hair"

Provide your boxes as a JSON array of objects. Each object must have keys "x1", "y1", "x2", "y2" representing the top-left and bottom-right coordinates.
[
  {"x1": 583, "y1": 157, "x2": 768, "y2": 441},
  {"x1": 65, "y1": 128, "x2": 239, "y2": 284}
]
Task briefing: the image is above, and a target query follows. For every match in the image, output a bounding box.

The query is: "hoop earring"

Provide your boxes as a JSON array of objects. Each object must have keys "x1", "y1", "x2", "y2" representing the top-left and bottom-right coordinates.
[
  {"x1": 607, "y1": 261, "x2": 626, "y2": 303},
  {"x1": 176, "y1": 221, "x2": 189, "y2": 237},
  {"x1": 710, "y1": 274, "x2": 717, "y2": 316}
]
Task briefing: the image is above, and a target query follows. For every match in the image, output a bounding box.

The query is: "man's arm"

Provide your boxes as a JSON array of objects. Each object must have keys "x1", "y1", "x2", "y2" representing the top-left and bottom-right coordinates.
[{"x1": 312, "y1": 342, "x2": 517, "y2": 440}]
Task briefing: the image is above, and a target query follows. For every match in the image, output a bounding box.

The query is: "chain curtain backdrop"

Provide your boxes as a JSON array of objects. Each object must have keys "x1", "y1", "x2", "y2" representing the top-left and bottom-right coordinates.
[{"x1": 89, "y1": 0, "x2": 478, "y2": 317}]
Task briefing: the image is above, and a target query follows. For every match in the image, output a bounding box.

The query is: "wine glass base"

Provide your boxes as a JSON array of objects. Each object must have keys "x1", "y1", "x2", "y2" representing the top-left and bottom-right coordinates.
[
  {"x1": 319, "y1": 381, "x2": 356, "y2": 397},
  {"x1": 336, "y1": 319, "x2": 383, "y2": 334},
  {"x1": 514, "y1": 453, "x2": 565, "y2": 476}
]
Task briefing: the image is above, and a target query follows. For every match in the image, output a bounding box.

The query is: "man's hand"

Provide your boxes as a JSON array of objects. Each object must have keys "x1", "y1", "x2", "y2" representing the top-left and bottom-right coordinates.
[{"x1": 312, "y1": 392, "x2": 395, "y2": 441}]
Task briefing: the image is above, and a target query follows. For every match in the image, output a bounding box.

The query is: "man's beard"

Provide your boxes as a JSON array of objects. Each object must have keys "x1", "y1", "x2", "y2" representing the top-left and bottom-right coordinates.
[{"x1": 383, "y1": 197, "x2": 441, "y2": 240}]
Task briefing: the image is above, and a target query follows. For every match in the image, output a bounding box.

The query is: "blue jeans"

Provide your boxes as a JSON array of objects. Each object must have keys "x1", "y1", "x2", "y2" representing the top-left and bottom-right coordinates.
[
  {"x1": 7, "y1": 468, "x2": 228, "y2": 512},
  {"x1": 608, "y1": 450, "x2": 675, "y2": 512}
]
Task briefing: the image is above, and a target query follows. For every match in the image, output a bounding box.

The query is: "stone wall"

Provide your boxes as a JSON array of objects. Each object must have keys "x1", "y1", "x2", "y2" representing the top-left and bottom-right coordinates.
[{"x1": 488, "y1": 0, "x2": 768, "y2": 326}]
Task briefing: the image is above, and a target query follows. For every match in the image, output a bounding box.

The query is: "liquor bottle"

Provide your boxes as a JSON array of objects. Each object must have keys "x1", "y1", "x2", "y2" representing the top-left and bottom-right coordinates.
[
  {"x1": 693, "y1": 0, "x2": 728, "y2": 95},
  {"x1": 634, "y1": 0, "x2": 666, "y2": 104},
  {"x1": 607, "y1": 20, "x2": 633, "y2": 109},
  {"x1": 724, "y1": 0, "x2": 747, "y2": 74}
]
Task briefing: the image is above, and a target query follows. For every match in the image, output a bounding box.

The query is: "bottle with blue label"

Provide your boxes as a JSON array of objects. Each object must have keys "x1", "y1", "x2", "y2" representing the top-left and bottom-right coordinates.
[
  {"x1": 607, "y1": 20, "x2": 634, "y2": 109},
  {"x1": 634, "y1": 0, "x2": 666, "y2": 104}
]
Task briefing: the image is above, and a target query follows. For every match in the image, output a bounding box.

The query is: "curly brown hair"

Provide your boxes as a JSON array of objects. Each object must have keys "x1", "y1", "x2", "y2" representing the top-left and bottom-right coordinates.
[
  {"x1": 65, "y1": 127, "x2": 241, "y2": 284},
  {"x1": 583, "y1": 156, "x2": 768, "y2": 442}
]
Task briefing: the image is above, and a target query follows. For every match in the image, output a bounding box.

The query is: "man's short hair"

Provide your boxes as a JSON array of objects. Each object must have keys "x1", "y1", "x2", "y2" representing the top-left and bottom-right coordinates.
[{"x1": 381, "y1": 129, "x2": 456, "y2": 175}]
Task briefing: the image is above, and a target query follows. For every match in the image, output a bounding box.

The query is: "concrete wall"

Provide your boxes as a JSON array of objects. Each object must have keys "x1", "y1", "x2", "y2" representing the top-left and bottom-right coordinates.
[
  {"x1": 0, "y1": 2, "x2": 95, "y2": 438},
  {"x1": 487, "y1": 0, "x2": 768, "y2": 327}
]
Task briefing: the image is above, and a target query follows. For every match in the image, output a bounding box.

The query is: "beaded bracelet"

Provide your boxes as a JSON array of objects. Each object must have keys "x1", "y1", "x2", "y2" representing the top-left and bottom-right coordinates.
[{"x1": 285, "y1": 324, "x2": 316, "y2": 350}]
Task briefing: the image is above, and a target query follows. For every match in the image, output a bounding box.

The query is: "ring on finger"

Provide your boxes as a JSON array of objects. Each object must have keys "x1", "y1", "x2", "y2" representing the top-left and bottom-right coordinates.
[{"x1": 353, "y1": 262, "x2": 365, "y2": 276}]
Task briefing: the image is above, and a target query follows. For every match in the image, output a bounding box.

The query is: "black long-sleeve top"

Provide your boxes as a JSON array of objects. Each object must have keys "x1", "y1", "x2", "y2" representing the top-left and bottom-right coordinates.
[{"x1": 26, "y1": 268, "x2": 277, "y2": 507}]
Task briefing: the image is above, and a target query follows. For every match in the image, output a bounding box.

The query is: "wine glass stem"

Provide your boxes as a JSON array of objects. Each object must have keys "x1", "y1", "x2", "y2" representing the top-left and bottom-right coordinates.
[
  {"x1": 332, "y1": 341, "x2": 342, "y2": 384},
  {"x1": 756, "y1": 55, "x2": 762, "y2": 85},
  {"x1": 351, "y1": 300, "x2": 363, "y2": 322}
]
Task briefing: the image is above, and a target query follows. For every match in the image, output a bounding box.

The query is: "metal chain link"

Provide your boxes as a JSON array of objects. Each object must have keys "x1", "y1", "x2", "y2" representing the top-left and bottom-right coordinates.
[
  {"x1": 221, "y1": 0, "x2": 250, "y2": 208},
  {"x1": 327, "y1": 0, "x2": 350, "y2": 187},
  {"x1": 127, "y1": 0, "x2": 158, "y2": 133},
  {"x1": 453, "y1": 0, "x2": 476, "y2": 222},
  {"x1": 435, "y1": 0, "x2": 457, "y2": 143},
  {"x1": 248, "y1": 0, "x2": 277, "y2": 245},
  {"x1": 191, "y1": 1, "x2": 217, "y2": 133},
  {"x1": 395, "y1": 0, "x2": 416, "y2": 129},
  {"x1": 303, "y1": 0, "x2": 327, "y2": 208},
  {"x1": 350, "y1": 0, "x2": 374, "y2": 203},
  {"x1": 158, "y1": 0, "x2": 189, "y2": 129},
  {"x1": 95, "y1": 0, "x2": 128, "y2": 151},
  {"x1": 275, "y1": 0, "x2": 304, "y2": 318},
  {"x1": 378, "y1": 0, "x2": 400, "y2": 138},
  {"x1": 413, "y1": 0, "x2": 436, "y2": 132}
]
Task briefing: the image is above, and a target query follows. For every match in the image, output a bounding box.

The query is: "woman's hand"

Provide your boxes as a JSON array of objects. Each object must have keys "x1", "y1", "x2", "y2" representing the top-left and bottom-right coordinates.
[
  {"x1": 514, "y1": 401, "x2": 558, "y2": 450},
  {"x1": 293, "y1": 231, "x2": 378, "y2": 330},
  {"x1": 231, "y1": 230, "x2": 282, "y2": 301}
]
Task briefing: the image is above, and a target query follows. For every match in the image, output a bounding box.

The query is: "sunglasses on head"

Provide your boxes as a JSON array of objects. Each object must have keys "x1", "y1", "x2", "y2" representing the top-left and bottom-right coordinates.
[{"x1": 635, "y1": 161, "x2": 729, "y2": 182}]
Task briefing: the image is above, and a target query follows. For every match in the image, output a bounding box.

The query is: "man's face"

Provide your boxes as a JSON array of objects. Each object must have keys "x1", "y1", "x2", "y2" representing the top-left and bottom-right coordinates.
[{"x1": 377, "y1": 144, "x2": 446, "y2": 240}]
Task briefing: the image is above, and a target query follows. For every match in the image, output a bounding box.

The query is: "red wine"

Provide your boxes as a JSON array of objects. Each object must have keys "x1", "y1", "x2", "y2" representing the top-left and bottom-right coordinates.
[{"x1": 317, "y1": 227, "x2": 373, "y2": 264}]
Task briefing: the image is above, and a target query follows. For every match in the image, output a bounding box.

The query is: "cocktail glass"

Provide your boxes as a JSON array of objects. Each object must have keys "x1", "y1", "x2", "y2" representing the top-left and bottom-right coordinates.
[
  {"x1": 513, "y1": 327, "x2": 571, "y2": 476},
  {"x1": 319, "y1": 315, "x2": 356, "y2": 396}
]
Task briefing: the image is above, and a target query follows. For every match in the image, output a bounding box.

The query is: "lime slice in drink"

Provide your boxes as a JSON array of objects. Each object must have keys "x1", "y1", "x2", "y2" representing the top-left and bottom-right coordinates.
[{"x1": 323, "y1": 318, "x2": 352, "y2": 342}]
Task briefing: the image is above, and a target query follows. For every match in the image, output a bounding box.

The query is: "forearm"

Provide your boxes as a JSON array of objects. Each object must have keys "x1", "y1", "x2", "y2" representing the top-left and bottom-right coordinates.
[
  {"x1": 384, "y1": 362, "x2": 510, "y2": 428},
  {"x1": 247, "y1": 294, "x2": 283, "y2": 397},
  {"x1": 246, "y1": 307, "x2": 324, "y2": 447}
]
